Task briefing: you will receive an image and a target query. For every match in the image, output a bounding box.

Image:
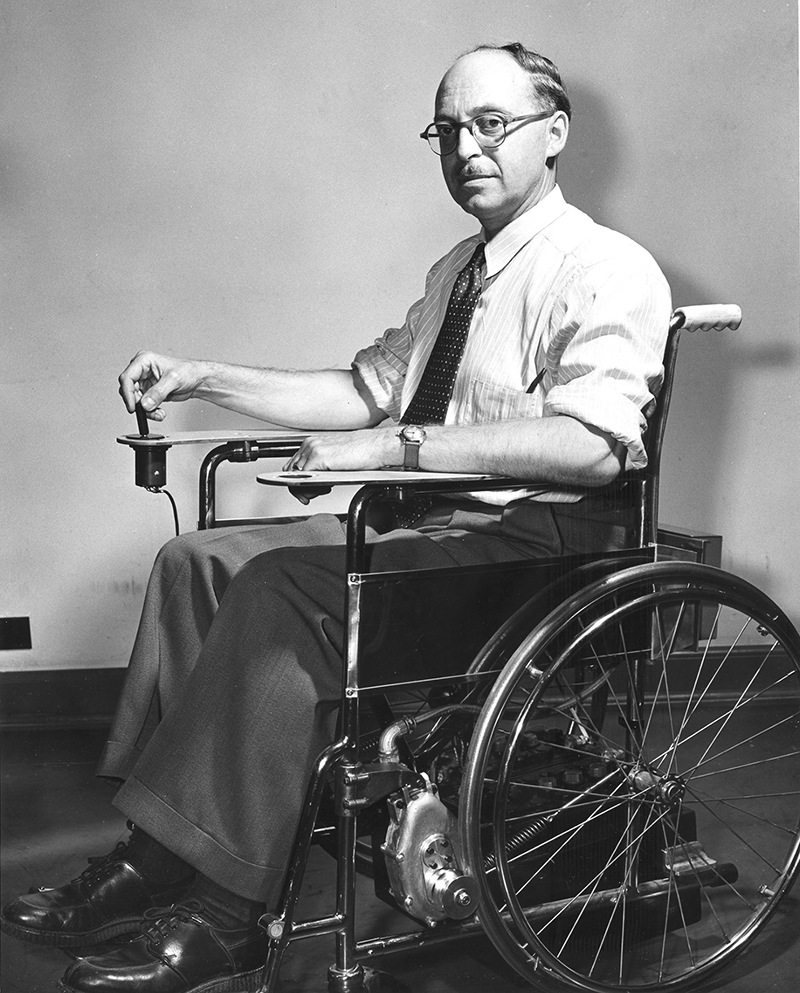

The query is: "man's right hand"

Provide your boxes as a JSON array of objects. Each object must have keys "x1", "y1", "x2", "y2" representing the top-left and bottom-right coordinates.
[{"x1": 118, "y1": 351, "x2": 206, "y2": 422}]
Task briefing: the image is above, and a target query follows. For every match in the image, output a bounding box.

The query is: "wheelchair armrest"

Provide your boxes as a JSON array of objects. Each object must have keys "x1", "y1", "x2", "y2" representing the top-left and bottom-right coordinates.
[
  {"x1": 118, "y1": 428, "x2": 309, "y2": 527},
  {"x1": 257, "y1": 468, "x2": 529, "y2": 573},
  {"x1": 259, "y1": 468, "x2": 616, "y2": 574},
  {"x1": 343, "y1": 475, "x2": 546, "y2": 574},
  {"x1": 116, "y1": 428, "x2": 309, "y2": 459}
]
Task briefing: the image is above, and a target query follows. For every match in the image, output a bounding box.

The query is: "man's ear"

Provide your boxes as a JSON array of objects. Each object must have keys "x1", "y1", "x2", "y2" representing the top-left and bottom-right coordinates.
[{"x1": 546, "y1": 111, "x2": 570, "y2": 159}]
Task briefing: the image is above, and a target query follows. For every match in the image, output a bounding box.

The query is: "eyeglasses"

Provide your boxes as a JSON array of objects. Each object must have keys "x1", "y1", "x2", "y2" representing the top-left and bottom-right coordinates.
[{"x1": 420, "y1": 110, "x2": 554, "y2": 156}]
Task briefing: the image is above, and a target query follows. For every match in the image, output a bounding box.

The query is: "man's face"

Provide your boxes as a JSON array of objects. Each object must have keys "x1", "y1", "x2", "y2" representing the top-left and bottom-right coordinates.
[{"x1": 434, "y1": 50, "x2": 568, "y2": 236}]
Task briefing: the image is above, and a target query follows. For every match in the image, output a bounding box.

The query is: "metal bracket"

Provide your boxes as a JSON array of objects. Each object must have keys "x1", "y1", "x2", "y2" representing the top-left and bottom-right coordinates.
[
  {"x1": 664, "y1": 841, "x2": 739, "y2": 888},
  {"x1": 334, "y1": 761, "x2": 425, "y2": 816}
]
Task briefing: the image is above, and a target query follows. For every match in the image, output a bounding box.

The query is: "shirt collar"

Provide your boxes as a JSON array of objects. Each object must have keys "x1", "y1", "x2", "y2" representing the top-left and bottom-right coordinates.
[{"x1": 482, "y1": 186, "x2": 568, "y2": 278}]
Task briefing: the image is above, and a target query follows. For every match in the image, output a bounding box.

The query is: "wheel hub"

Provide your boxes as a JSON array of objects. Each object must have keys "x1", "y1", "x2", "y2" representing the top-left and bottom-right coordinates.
[{"x1": 631, "y1": 767, "x2": 685, "y2": 805}]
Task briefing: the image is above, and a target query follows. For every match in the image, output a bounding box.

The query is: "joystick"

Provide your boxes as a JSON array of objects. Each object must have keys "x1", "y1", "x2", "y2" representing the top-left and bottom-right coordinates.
[{"x1": 125, "y1": 403, "x2": 168, "y2": 489}]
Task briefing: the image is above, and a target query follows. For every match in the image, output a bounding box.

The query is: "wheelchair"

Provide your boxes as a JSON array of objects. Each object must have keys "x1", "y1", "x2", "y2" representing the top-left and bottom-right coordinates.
[{"x1": 120, "y1": 304, "x2": 800, "y2": 993}]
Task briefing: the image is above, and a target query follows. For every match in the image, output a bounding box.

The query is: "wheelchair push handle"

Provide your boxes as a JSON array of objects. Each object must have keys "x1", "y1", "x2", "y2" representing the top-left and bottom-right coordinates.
[{"x1": 671, "y1": 304, "x2": 742, "y2": 333}]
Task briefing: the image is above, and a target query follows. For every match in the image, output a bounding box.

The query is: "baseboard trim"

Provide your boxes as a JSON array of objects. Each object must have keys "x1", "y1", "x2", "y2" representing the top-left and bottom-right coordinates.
[
  {"x1": 0, "y1": 668, "x2": 126, "y2": 730},
  {"x1": 1, "y1": 646, "x2": 795, "y2": 732}
]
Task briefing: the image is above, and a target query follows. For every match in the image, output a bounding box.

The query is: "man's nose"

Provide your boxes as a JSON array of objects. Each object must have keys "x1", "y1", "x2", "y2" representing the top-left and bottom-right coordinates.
[{"x1": 453, "y1": 123, "x2": 482, "y2": 159}]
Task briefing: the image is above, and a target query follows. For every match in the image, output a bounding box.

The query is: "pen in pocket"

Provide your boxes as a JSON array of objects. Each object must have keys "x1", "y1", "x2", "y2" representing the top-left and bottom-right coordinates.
[{"x1": 526, "y1": 369, "x2": 546, "y2": 394}]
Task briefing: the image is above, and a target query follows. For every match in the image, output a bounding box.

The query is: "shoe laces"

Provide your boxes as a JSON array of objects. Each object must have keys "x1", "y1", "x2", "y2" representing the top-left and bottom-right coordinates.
[
  {"x1": 141, "y1": 900, "x2": 208, "y2": 942},
  {"x1": 76, "y1": 841, "x2": 130, "y2": 882}
]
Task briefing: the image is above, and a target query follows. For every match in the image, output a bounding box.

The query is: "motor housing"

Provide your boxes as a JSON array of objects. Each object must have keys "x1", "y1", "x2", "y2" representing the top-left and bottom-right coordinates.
[{"x1": 382, "y1": 776, "x2": 479, "y2": 926}]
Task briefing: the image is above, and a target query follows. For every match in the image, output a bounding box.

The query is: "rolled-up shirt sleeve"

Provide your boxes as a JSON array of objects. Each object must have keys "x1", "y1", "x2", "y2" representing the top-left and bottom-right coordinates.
[
  {"x1": 351, "y1": 316, "x2": 414, "y2": 420},
  {"x1": 542, "y1": 258, "x2": 672, "y2": 470},
  {"x1": 352, "y1": 253, "x2": 449, "y2": 418}
]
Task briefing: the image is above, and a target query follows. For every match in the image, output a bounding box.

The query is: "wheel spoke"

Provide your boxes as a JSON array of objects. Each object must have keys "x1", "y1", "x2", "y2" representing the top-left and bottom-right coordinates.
[
  {"x1": 658, "y1": 817, "x2": 731, "y2": 956},
  {"x1": 648, "y1": 669, "x2": 797, "y2": 772},
  {"x1": 689, "y1": 652, "x2": 783, "y2": 778},
  {"x1": 687, "y1": 722, "x2": 800, "y2": 781},
  {"x1": 681, "y1": 780, "x2": 790, "y2": 879},
  {"x1": 686, "y1": 787, "x2": 800, "y2": 835},
  {"x1": 661, "y1": 602, "x2": 723, "y2": 779}
]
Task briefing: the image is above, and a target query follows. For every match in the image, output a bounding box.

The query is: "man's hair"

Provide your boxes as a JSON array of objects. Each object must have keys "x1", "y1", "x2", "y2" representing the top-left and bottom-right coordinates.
[{"x1": 470, "y1": 42, "x2": 572, "y2": 120}]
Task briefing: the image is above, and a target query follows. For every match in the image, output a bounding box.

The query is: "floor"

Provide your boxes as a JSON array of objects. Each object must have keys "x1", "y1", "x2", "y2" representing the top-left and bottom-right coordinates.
[{"x1": 2, "y1": 727, "x2": 799, "y2": 993}]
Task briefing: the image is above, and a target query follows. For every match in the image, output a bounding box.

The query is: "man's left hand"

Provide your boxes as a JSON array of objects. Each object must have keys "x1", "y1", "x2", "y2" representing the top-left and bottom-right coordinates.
[{"x1": 282, "y1": 426, "x2": 398, "y2": 502}]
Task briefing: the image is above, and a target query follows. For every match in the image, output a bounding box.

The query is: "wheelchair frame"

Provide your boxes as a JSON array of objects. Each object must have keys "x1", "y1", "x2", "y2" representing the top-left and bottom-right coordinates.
[{"x1": 118, "y1": 304, "x2": 800, "y2": 993}]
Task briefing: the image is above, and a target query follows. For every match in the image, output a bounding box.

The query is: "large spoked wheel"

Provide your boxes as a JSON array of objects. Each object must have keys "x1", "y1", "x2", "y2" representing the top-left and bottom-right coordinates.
[{"x1": 460, "y1": 562, "x2": 800, "y2": 992}]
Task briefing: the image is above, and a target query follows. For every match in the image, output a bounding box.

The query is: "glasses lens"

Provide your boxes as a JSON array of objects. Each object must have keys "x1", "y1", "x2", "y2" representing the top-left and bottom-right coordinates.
[
  {"x1": 426, "y1": 124, "x2": 453, "y2": 155},
  {"x1": 473, "y1": 115, "x2": 506, "y2": 147}
]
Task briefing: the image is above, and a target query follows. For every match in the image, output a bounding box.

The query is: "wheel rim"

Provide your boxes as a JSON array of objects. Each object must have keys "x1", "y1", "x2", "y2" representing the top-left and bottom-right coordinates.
[{"x1": 461, "y1": 564, "x2": 800, "y2": 991}]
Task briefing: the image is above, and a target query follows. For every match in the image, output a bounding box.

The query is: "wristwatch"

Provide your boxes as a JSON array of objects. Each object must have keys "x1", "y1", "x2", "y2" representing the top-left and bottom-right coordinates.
[{"x1": 397, "y1": 424, "x2": 427, "y2": 470}]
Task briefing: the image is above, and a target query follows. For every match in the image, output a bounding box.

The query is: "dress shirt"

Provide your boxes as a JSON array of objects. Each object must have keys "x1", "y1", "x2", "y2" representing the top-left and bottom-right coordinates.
[{"x1": 353, "y1": 187, "x2": 672, "y2": 503}]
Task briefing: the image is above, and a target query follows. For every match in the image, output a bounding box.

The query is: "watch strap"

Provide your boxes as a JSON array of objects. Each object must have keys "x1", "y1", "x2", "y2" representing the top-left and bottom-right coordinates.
[{"x1": 402, "y1": 439, "x2": 421, "y2": 470}]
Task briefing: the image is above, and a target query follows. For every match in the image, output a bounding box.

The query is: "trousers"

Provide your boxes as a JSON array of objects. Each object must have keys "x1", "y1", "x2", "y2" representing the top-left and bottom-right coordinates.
[{"x1": 97, "y1": 497, "x2": 632, "y2": 905}]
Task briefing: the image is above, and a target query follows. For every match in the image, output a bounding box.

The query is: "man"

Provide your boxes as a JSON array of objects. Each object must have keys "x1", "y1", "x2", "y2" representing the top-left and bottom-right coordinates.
[{"x1": 1, "y1": 43, "x2": 670, "y2": 993}]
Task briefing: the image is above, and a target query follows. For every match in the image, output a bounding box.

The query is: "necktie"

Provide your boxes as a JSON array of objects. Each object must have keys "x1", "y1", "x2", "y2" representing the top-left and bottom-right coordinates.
[
  {"x1": 393, "y1": 242, "x2": 485, "y2": 528},
  {"x1": 400, "y1": 241, "x2": 485, "y2": 425}
]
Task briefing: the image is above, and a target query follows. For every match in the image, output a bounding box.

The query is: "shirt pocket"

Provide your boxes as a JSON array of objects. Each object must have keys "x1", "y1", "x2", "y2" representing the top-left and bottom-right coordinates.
[{"x1": 467, "y1": 378, "x2": 545, "y2": 423}]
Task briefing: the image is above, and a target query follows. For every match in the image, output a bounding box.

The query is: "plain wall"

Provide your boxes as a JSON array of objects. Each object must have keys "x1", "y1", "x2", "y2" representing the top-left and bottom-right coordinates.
[{"x1": 1, "y1": 0, "x2": 798, "y2": 672}]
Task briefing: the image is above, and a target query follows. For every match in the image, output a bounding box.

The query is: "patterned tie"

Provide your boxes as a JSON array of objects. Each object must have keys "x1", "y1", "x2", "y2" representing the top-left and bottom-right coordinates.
[
  {"x1": 393, "y1": 242, "x2": 485, "y2": 528},
  {"x1": 400, "y1": 241, "x2": 485, "y2": 425}
]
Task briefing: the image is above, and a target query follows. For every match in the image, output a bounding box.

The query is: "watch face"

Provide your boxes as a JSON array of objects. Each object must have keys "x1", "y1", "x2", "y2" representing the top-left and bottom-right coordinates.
[{"x1": 402, "y1": 425, "x2": 426, "y2": 443}]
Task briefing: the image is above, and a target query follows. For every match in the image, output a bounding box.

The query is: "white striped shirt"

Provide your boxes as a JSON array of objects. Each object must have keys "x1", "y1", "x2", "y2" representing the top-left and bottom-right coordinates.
[{"x1": 353, "y1": 187, "x2": 671, "y2": 503}]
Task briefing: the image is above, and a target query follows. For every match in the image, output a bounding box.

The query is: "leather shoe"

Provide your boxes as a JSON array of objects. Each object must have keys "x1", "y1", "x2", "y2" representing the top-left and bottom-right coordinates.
[
  {"x1": 57, "y1": 901, "x2": 267, "y2": 993},
  {"x1": 1, "y1": 843, "x2": 194, "y2": 947}
]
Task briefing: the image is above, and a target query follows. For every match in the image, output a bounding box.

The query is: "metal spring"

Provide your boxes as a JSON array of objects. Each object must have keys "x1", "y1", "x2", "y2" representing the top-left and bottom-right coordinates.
[{"x1": 483, "y1": 814, "x2": 550, "y2": 871}]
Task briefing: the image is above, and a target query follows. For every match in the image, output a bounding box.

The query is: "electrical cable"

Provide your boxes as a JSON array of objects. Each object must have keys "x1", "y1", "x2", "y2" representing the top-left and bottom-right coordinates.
[{"x1": 146, "y1": 487, "x2": 181, "y2": 536}]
